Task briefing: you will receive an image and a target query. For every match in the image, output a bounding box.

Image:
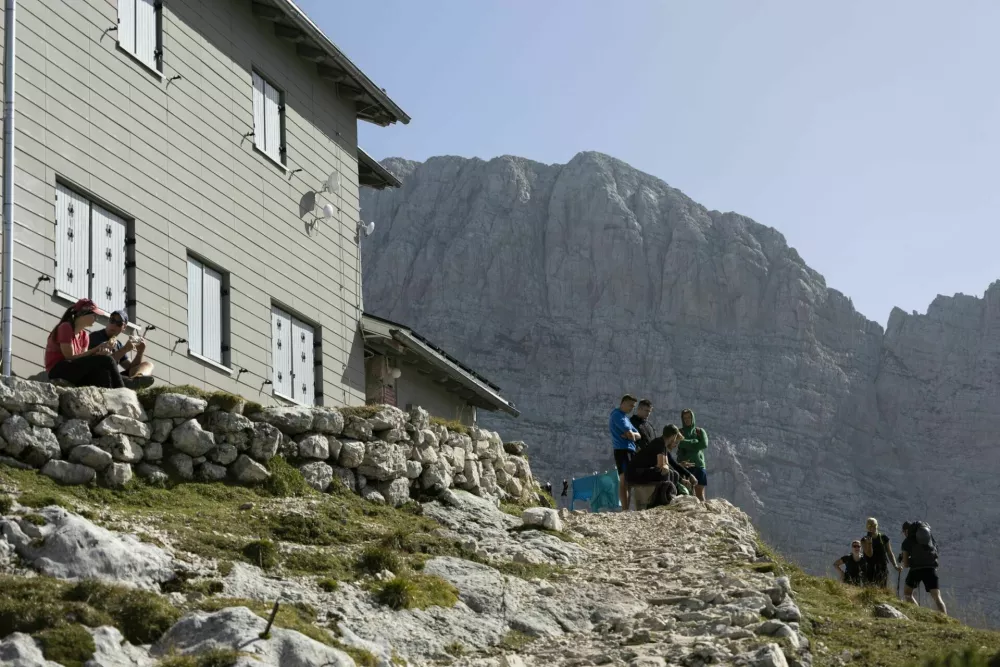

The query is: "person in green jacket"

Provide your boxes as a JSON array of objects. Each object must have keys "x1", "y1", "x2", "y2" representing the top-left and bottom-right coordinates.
[{"x1": 678, "y1": 408, "x2": 708, "y2": 501}]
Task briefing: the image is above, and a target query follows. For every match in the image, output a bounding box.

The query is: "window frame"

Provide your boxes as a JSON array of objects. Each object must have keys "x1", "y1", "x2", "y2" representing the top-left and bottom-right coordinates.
[
  {"x1": 270, "y1": 302, "x2": 321, "y2": 406},
  {"x1": 53, "y1": 180, "x2": 137, "y2": 327},
  {"x1": 251, "y1": 68, "x2": 288, "y2": 171},
  {"x1": 185, "y1": 253, "x2": 232, "y2": 374},
  {"x1": 116, "y1": 0, "x2": 164, "y2": 79}
]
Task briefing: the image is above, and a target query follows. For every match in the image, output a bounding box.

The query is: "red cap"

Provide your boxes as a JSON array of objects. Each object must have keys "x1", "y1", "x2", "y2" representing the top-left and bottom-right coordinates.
[{"x1": 72, "y1": 298, "x2": 105, "y2": 317}]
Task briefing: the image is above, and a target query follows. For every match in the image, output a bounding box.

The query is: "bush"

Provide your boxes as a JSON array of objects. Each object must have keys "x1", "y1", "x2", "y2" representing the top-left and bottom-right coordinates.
[
  {"x1": 318, "y1": 577, "x2": 339, "y2": 593},
  {"x1": 356, "y1": 546, "x2": 401, "y2": 575},
  {"x1": 242, "y1": 539, "x2": 279, "y2": 570},
  {"x1": 64, "y1": 580, "x2": 181, "y2": 645},
  {"x1": 263, "y1": 457, "x2": 312, "y2": 498},
  {"x1": 374, "y1": 577, "x2": 414, "y2": 610},
  {"x1": 37, "y1": 623, "x2": 96, "y2": 667},
  {"x1": 373, "y1": 574, "x2": 458, "y2": 611},
  {"x1": 0, "y1": 493, "x2": 12, "y2": 515}
]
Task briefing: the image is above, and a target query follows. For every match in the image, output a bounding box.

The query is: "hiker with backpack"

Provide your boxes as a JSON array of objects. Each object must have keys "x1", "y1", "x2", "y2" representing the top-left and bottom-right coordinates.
[
  {"x1": 900, "y1": 521, "x2": 948, "y2": 615},
  {"x1": 861, "y1": 517, "x2": 901, "y2": 589},
  {"x1": 678, "y1": 409, "x2": 709, "y2": 501},
  {"x1": 834, "y1": 540, "x2": 868, "y2": 586}
]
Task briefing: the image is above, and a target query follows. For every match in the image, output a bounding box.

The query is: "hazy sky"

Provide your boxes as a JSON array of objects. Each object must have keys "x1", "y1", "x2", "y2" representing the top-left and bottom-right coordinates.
[{"x1": 299, "y1": 0, "x2": 1000, "y2": 325}]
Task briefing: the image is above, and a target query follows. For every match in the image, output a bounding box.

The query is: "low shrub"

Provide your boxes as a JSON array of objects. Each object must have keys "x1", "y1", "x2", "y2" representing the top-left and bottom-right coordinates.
[
  {"x1": 156, "y1": 648, "x2": 243, "y2": 667},
  {"x1": 317, "y1": 577, "x2": 340, "y2": 593},
  {"x1": 263, "y1": 457, "x2": 313, "y2": 498},
  {"x1": 242, "y1": 539, "x2": 278, "y2": 570},
  {"x1": 357, "y1": 546, "x2": 401, "y2": 575},
  {"x1": 22, "y1": 513, "x2": 48, "y2": 526},
  {"x1": 0, "y1": 493, "x2": 12, "y2": 515},
  {"x1": 37, "y1": 623, "x2": 96, "y2": 667},
  {"x1": 373, "y1": 574, "x2": 458, "y2": 611}
]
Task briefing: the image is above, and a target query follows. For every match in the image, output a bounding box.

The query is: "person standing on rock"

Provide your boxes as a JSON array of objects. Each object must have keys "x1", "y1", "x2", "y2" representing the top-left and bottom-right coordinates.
[
  {"x1": 834, "y1": 540, "x2": 868, "y2": 586},
  {"x1": 609, "y1": 394, "x2": 642, "y2": 511},
  {"x1": 629, "y1": 399, "x2": 655, "y2": 451},
  {"x1": 901, "y1": 521, "x2": 947, "y2": 615},
  {"x1": 861, "y1": 517, "x2": 900, "y2": 589},
  {"x1": 678, "y1": 409, "x2": 709, "y2": 501}
]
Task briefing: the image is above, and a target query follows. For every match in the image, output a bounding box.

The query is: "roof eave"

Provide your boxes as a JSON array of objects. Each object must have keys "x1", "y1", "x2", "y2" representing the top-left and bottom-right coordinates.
[
  {"x1": 358, "y1": 148, "x2": 402, "y2": 189},
  {"x1": 258, "y1": 0, "x2": 411, "y2": 127}
]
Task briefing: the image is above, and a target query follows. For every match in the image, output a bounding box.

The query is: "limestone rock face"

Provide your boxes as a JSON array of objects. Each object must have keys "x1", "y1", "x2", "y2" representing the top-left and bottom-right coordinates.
[{"x1": 361, "y1": 151, "x2": 1000, "y2": 625}]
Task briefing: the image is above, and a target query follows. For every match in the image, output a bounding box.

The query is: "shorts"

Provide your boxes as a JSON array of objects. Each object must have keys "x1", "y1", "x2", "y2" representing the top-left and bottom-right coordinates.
[
  {"x1": 685, "y1": 466, "x2": 708, "y2": 487},
  {"x1": 613, "y1": 449, "x2": 634, "y2": 476},
  {"x1": 905, "y1": 568, "x2": 939, "y2": 592}
]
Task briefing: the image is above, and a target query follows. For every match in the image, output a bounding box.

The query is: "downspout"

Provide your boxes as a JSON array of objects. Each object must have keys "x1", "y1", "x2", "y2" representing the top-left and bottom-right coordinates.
[{"x1": 1, "y1": 0, "x2": 16, "y2": 377}]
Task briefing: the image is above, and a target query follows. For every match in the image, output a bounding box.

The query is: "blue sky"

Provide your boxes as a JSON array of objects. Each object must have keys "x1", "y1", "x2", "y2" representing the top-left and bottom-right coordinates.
[{"x1": 299, "y1": 0, "x2": 1000, "y2": 325}]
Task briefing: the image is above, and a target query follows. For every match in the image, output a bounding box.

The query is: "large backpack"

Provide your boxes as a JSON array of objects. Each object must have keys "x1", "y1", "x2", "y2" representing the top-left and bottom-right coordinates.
[{"x1": 907, "y1": 521, "x2": 939, "y2": 568}]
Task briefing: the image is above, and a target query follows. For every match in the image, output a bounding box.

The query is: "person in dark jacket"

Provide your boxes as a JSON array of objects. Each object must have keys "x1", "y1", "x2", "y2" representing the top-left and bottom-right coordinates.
[
  {"x1": 834, "y1": 540, "x2": 868, "y2": 586},
  {"x1": 861, "y1": 517, "x2": 900, "y2": 589},
  {"x1": 629, "y1": 399, "x2": 655, "y2": 450},
  {"x1": 901, "y1": 521, "x2": 947, "y2": 615},
  {"x1": 625, "y1": 425, "x2": 683, "y2": 492}
]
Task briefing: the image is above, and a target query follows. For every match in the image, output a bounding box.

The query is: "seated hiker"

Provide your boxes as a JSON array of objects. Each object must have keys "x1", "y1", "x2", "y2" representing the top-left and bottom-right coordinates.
[
  {"x1": 834, "y1": 540, "x2": 867, "y2": 586},
  {"x1": 88, "y1": 310, "x2": 154, "y2": 390},
  {"x1": 626, "y1": 424, "x2": 685, "y2": 508},
  {"x1": 45, "y1": 299, "x2": 125, "y2": 389}
]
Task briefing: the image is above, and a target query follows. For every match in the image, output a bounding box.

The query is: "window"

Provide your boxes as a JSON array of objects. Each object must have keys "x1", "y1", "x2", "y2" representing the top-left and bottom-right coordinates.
[
  {"x1": 271, "y1": 305, "x2": 317, "y2": 406},
  {"x1": 252, "y1": 71, "x2": 285, "y2": 166},
  {"x1": 55, "y1": 184, "x2": 130, "y2": 316},
  {"x1": 187, "y1": 256, "x2": 229, "y2": 367},
  {"x1": 118, "y1": 0, "x2": 161, "y2": 73}
]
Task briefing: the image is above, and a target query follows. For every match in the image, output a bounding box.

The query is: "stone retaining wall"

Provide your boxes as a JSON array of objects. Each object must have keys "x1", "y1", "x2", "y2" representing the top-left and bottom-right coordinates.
[{"x1": 0, "y1": 378, "x2": 536, "y2": 506}]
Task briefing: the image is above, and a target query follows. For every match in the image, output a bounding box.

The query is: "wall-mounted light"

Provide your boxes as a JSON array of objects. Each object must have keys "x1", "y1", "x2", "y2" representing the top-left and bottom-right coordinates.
[{"x1": 321, "y1": 203, "x2": 336, "y2": 220}]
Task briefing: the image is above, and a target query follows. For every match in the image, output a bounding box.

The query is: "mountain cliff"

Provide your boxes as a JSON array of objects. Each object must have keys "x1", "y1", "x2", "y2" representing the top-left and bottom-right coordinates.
[{"x1": 359, "y1": 151, "x2": 1000, "y2": 627}]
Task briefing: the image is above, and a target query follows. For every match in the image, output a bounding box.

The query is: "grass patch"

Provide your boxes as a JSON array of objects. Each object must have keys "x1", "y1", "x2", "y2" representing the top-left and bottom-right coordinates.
[
  {"x1": 242, "y1": 539, "x2": 278, "y2": 570},
  {"x1": 373, "y1": 574, "x2": 458, "y2": 610},
  {"x1": 217, "y1": 560, "x2": 234, "y2": 577},
  {"x1": 340, "y1": 405, "x2": 380, "y2": 419},
  {"x1": 17, "y1": 491, "x2": 70, "y2": 509},
  {"x1": 282, "y1": 548, "x2": 351, "y2": 578},
  {"x1": 136, "y1": 385, "x2": 206, "y2": 412},
  {"x1": 444, "y1": 640, "x2": 467, "y2": 656},
  {"x1": 493, "y1": 560, "x2": 565, "y2": 580},
  {"x1": 264, "y1": 457, "x2": 313, "y2": 498},
  {"x1": 357, "y1": 546, "x2": 402, "y2": 575},
  {"x1": 23, "y1": 512, "x2": 48, "y2": 526},
  {"x1": 156, "y1": 648, "x2": 244, "y2": 667},
  {"x1": 334, "y1": 642, "x2": 378, "y2": 667},
  {"x1": 195, "y1": 598, "x2": 331, "y2": 647},
  {"x1": 0, "y1": 493, "x2": 12, "y2": 515},
  {"x1": 498, "y1": 629, "x2": 534, "y2": 651},
  {"x1": 317, "y1": 577, "x2": 340, "y2": 593},
  {"x1": 753, "y1": 544, "x2": 1000, "y2": 667},
  {"x1": 37, "y1": 623, "x2": 95, "y2": 667},
  {"x1": 429, "y1": 416, "x2": 469, "y2": 436},
  {"x1": 205, "y1": 391, "x2": 245, "y2": 413}
]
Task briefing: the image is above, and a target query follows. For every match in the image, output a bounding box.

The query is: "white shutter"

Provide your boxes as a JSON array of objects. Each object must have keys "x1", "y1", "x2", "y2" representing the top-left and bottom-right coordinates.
[
  {"x1": 202, "y1": 265, "x2": 223, "y2": 364},
  {"x1": 91, "y1": 205, "x2": 127, "y2": 315},
  {"x1": 55, "y1": 185, "x2": 90, "y2": 301},
  {"x1": 135, "y1": 0, "x2": 157, "y2": 69},
  {"x1": 186, "y1": 257, "x2": 203, "y2": 357},
  {"x1": 271, "y1": 306, "x2": 292, "y2": 398},
  {"x1": 264, "y1": 81, "x2": 281, "y2": 162},
  {"x1": 252, "y1": 73, "x2": 266, "y2": 152},
  {"x1": 291, "y1": 318, "x2": 315, "y2": 406},
  {"x1": 118, "y1": 0, "x2": 136, "y2": 56}
]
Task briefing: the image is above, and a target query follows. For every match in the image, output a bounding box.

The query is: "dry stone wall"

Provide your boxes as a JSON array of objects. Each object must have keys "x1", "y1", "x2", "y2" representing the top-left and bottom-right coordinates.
[{"x1": 0, "y1": 378, "x2": 537, "y2": 506}]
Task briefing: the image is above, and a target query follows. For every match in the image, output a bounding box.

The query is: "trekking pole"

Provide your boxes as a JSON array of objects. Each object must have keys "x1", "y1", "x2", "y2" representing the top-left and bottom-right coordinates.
[{"x1": 897, "y1": 570, "x2": 901, "y2": 600}]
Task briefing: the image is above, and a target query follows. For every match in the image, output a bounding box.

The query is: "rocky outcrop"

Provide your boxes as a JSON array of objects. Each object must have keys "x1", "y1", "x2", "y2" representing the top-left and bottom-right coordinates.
[
  {"x1": 0, "y1": 380, "x2": 538, "y2": 508},
  {"x1": 361, "y1": 151, "x2": 1000, "y2": 626}
]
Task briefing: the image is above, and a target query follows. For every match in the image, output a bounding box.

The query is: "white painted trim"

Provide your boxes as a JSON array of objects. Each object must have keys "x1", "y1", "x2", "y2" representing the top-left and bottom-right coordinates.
[
  {"x1": 116, "y1": 44, "x2": 164, "y2": 80},
  {"x1": 273, "y1": 391, "x2": 307, "y2": 407},
  {"x1": 253, "y1": 145, "x2": 289, "y2": 174},
  {"x1": 188, "y1": 351, "x2": 234, "y2": 376}
]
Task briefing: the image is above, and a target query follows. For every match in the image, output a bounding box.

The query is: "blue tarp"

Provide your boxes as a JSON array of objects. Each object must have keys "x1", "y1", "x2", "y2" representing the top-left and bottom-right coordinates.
[{"x1": 571, "y1": 471, "x2": 621, "y2": 512}]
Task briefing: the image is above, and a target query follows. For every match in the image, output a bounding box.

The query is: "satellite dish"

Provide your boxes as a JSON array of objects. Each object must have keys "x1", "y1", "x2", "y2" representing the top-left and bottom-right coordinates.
[
  {"x1": 325, "y1": 171, "x2": 341, "y2": 195},
  {"x1": 365, "y1": 221, "x2": 375, "y2": 236},
  {"x1": 322, "y1": 203, "x2": 336, "y2": 219}
]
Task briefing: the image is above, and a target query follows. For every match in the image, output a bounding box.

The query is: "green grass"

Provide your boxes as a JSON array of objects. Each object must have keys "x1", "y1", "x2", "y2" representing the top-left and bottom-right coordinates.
[
  {"x1": 282, "y1": 549, "x2": 351, "y2": 578},
  {"x1": 242, "y1": 539, "x2": 278, "y2": 570},
  {"x1": 919, "y1": 648, "x2": 1000, "y2": 667},
  {"x1": 429, "y1": 416, "x2": 469, "y2": 436},
  {"x1": 317, "y1": 577, "x2": 340, "y2": 593},
  {"x1": 373, "y1": 574, "x2": 459, "y2": 610},
  {"x1": 0, "y1": 493, "x2": 12, "y2": 515},
  {"x1": 498, "y1": 629, "x2": 534, "y2": 652},
  {"x1": 135, "y1": 384, "x2": 261, "y2": 417},
  {"x1": 444, "y1": 640, "x2": 467, "y2": 656},
  {"x1": 264, "y1": 457, "x2": 313, "y2": 498},
  {"x1": 156, "y1": 649, "x2": 243, "y2": 667},
  {"x1": 751, "y1": 543, "x2": 1000, "y2": 667},
  {"x1": 36, "y1": 623, "x2": 95, "y2": 667},
  {"x1": 22, "y1": 512, "x2": 48, "y2": 526},
  {"x1": 340, "y1": 405, "x2": 380, "y2": 419},
  {"x1": 357, "y1": 546, "x2": 402, "y2": 575}
]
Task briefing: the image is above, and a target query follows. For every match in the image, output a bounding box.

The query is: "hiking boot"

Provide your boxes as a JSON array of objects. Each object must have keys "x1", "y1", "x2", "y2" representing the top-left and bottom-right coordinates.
[{"x1": 124, "y1": 376, "x2": 155, "y2": 390}]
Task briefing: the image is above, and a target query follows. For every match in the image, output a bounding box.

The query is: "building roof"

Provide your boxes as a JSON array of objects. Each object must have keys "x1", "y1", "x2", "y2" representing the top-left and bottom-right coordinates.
[
  {"x1": 358, "y1": 148, "x2": 402, "y2": 189},
  {"x1": 252, "y1": 0, "x2": 410, "y2": 127},
  {"x1": 361, "y1": 313, "x2": 519, "y2": 417}
]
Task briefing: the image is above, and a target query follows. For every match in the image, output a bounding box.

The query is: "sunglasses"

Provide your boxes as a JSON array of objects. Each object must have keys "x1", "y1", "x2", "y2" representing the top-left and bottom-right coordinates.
[{"x1": 852, "y1": 545, "x2": 861, "y2": 549}]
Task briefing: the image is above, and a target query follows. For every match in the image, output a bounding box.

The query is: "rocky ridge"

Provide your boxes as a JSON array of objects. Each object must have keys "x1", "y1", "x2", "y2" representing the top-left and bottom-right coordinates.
[{"x1": 359, "y1": 151, "x2": 1000, "y2": 626}]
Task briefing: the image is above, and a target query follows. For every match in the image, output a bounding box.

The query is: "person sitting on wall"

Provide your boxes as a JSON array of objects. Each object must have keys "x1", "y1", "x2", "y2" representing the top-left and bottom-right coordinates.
[
  {"x1": 87, "y1": 310, "x2": 155, "y2": 390},
  {"x1": 44, "y1": 299, "x2": 125, "y2": 389},
  {"x1": 626, "y1": 424, "x2": 685, "y2": 508}
]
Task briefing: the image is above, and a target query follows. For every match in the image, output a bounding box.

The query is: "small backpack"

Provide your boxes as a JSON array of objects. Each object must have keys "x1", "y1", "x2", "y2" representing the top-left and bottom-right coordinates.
[{"x1": 907, "y1": 521, "x2": 939, "y2": 568}]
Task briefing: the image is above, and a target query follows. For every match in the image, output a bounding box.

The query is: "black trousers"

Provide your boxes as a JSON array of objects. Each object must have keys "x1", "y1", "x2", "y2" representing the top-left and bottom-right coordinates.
[{"x1": 49, "y1": 356, "x2": 125, "y2": 389}]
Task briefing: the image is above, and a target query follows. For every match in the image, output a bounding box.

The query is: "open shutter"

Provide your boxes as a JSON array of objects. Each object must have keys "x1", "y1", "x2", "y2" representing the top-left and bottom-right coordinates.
[
  {"x1": 118, "y1": 0, "x2": 136, "y2": 56},
  {"x1": 91, "y1": 205, "x2": 127, "y2": 315},
  {"x1": 186, "y1": 258, "x2": 203, "y2": 357},
  {"x1": 55, "y1": 185, "x2": 90, "y2": 301},
  {"x1": 135, "y1": 0, "x2": 157, "y2": 69},
  {"x1": 252, "y1": 73, "x2": 266, "y2": 152},
  {"x1": 291, "y1": 318, "x2": 315, "y2": 406},
  {"x1": 271, "y1": 306, "x2": 292, "y2": 398},
  {"x1": 202, "y1": 265, "x2": 223, "y2": 364},
  {"x1": 264, "y1": 81, "x2": 281, "y2": 162}
]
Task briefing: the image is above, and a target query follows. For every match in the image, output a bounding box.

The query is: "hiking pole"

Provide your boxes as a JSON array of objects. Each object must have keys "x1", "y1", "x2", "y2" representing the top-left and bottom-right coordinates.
[{"x1": 897, "y1": 570, "x2": 901, "y2": 600}]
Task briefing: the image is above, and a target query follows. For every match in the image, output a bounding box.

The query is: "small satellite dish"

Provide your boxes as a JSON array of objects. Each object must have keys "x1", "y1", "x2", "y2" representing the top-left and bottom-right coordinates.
[
  {"x1": 364, "y1": 221, "x2": 375, "y2": 236},
  {"x1": 322, "y1": 203, "x2": 336, "y2": 219},
  {"x1": 325, "y1": 171, "x2": 341, "y2": 195},
  {"x1": 390, "y1": 367, "x2": 402, "y2": 379}
]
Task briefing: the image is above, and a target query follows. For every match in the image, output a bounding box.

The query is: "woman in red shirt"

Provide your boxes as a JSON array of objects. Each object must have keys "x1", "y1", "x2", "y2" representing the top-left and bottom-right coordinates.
[{"x1": 45, "y1": 298, "x2": 125, "y2": 388}]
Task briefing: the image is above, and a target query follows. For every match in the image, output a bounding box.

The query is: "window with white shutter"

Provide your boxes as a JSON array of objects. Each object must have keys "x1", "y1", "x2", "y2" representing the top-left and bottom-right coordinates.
[
  {"x1": 186, "y1": 255, "x2": 229, "y2": 368},
  {"x1": 54, "y1": 183, "x2": 135, "y2": 316},
  {"x1": 118, "y1": 0, "x2": 161, "y2": 73},
  {"x1": 271, "y1": 305, "x2": 318, "y2": 404},
  {"x1": 251, "y1": 71, "x2": 285, "y2": 166}
]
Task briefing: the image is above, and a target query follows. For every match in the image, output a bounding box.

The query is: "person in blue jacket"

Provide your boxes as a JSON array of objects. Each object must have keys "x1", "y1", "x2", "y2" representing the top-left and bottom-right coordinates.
[{"x1": 609, "y1": 394, "x2": 641, "y2": 510}]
